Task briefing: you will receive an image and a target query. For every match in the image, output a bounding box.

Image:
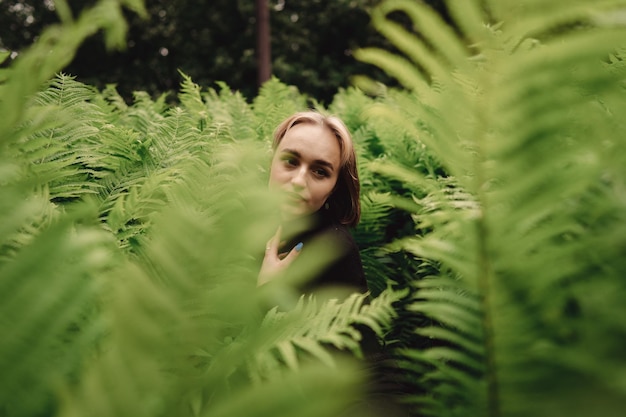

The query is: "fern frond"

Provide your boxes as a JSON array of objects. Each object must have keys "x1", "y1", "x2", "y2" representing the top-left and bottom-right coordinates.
[
  {"x1": 360, "y1": 0, "x2": 626, "y2": 416},
  {"x1": 11, "y1": 74, "x2": 107, "y2": 202},
  {"x1": 0, "y1": 0, "x2": 144, "y2": 138},
  {"x1": 203, "y1": 81, "x2": 259, "y2": 142},
  {"x1": 178, "y1": 70, "x2": 207, "y2": 124},
  {"x1": 355, "y1": 191, "x2": 394, "y2": 245},
  {"x1": 356, "y1": 47, "x2": 432, "y2": 93},
  {"x1": 445, "y1": 0, "x2": 489, "y2": 44},
  {"x1": 374, "y1": 0, "x2": 469, "y2": 72},
  {"x1": 249, "y1": 287, "x2": 405, "y2": 379},
  {"x1": 251, "y1": 77, "x2": 308, "y2": 143},
  {"x1": 0, "y1": 206, "x2": 117, "y2": 417},
  {"x1": 110, "y1": 91, "x2": 167, "y2": 135},
  {"x1": 491, "y1": 0, "x2": 626, "y2": 40},
  {"x1": 201, "y1": 362, "x2": 362, "y2": 417}
]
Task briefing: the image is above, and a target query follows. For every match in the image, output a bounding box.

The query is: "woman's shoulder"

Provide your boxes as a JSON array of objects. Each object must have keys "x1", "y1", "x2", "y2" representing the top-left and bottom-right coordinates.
[
  {"x1": 294, "y1": 214, "x2": 364, "y2": 278},
  {"x1": 323, "y1": 222, "x2": 359, "y2": 251}
]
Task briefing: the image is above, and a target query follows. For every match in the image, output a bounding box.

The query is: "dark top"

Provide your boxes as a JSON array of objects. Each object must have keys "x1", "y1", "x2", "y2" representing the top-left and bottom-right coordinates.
[
  {"x1": 278, "y1": 209, "x2": 368, "y2": 295},
  {"x1": 265, "y1": 210, "x2": 381, "y2": 357}
]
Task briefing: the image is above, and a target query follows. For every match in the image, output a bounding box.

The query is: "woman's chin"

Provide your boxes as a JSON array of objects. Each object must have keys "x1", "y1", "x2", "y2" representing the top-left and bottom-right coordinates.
[{"x1": 280, "y1": 202, "x2": 311, "y2": 220}]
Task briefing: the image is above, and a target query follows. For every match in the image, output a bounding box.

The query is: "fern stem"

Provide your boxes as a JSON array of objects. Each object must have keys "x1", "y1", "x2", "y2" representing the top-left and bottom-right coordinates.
[
  {"x1": 475, "y1": 214, "x2": 500, "y2": 417},
  {"x1": 473, "y1": 58, "x2": 501, "y2": 417}
]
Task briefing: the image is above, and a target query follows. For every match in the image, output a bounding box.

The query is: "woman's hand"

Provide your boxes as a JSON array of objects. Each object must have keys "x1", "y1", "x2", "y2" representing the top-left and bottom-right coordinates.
[{"x1": 257, "y1": 226, "x2": 303, "y2": 286}]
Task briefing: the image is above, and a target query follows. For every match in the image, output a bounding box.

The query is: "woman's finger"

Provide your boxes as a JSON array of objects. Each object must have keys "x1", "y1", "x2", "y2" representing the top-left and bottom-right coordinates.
[
  {"x1": 265, "y1": 226, "x2": 282, "y2": 257},
  {"x1": 281, "y1": 241, "x2": 303, "y2": 265}
]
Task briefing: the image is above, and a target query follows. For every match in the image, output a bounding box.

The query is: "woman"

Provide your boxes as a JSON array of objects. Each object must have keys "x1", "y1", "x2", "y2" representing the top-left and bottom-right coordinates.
[
  {"x1": 256, "y1": 112, "x2": 399, "y2": 414},
  {"x1": 258, "y1": 111, "x2": 368, "y2": 296}
]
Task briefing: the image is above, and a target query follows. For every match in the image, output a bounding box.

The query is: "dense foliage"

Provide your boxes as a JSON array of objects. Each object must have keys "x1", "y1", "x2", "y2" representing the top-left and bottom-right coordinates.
[
  {"x1": 0, "y1": 0, "x2": 400, "y2": 103},
  {"x1": 2, "y1": 0, "x2": 626, "y2": 417},
  {"x1": 354, "y1": 1, "x2": 626, "y2": 416}
]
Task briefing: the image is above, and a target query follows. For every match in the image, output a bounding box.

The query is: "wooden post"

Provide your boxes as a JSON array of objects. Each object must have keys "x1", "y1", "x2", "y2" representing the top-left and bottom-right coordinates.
[{"x1": 256, "y1": 0, "x2": 271, "y2": 87}]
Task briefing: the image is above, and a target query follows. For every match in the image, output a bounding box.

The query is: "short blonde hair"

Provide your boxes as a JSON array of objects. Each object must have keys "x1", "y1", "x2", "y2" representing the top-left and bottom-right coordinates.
[{"x1": 273, "y1": 111, "x2": 361, "y2": 227}]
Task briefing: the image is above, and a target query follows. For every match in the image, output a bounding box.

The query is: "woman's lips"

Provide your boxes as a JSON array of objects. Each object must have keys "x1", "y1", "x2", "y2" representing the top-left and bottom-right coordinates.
[{"x1": 285, "y1": 192, "x2": 306, "y2": 204}]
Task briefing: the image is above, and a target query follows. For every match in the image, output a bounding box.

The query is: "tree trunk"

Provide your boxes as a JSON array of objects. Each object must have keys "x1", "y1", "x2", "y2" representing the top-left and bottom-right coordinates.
[{"x1": 256, "y1": 0, "x2": 271, "y2": 87}]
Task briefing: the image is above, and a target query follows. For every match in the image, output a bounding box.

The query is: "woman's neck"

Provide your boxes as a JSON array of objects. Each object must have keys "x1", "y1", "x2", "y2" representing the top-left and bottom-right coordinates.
[{"x1": 280, "y1": 209, "x2": 331, "y2": 240}]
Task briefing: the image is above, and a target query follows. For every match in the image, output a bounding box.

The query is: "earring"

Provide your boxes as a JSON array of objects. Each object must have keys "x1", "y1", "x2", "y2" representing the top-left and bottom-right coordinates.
[{"x1": 324, "y1": 201, "x2": 330, "y2": 210}]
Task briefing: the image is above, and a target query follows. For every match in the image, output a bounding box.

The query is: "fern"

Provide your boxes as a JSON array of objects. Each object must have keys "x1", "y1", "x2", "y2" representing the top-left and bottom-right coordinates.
[
  {"x1": 202, "y1": 81, "x2": 260, "y2": 142},
  {"x1": 178, "y1": 70, "x2": 209, "y2": 128},
  {"x1": 356, "y1": 0, "x2": 626, "y2": 416},
  {"x1": 9, "y1": 1, "x2": 625, "y2": 417},
  {"x1": 0, "y1": 0, "x2": 146, "y2": 139},
  {"x1": 0, "y1": 202, "x2": 120, "y2": 416},
  {"x1": 251, "y1": 77, "x2": 308, "y2": 143},
  {"x1": 14, "y1": 74, "x2": 107, "y2": 202},
  {"x1": 250, "y1": 287, "x2": 404, "y2": 376}
]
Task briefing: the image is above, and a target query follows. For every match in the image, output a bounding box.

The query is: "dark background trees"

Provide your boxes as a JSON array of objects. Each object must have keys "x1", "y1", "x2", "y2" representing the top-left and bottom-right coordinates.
[{"x1": 0, "y1": 0, "x2": 446, "y2": 103}]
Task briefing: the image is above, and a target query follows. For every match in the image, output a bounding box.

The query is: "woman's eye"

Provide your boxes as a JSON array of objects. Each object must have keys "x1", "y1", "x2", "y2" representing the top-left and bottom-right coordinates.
[
  {"x1": 282, "y1": 156, "x2": 298, "y2": 167},
  {"x1": 313, "y1": 168, "x2": 329, "y2": 178}
]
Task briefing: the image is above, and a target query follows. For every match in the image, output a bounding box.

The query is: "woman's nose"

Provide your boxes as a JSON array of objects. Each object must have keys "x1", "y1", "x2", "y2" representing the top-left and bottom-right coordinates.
[{"x1": 290, "y1": 166, "x2": 307, "y2": 189}]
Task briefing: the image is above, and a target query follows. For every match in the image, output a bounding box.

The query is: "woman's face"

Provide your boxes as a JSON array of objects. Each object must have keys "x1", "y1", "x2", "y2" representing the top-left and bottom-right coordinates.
[{"x1": 269, "y1": 123, "x2": 341, "y2": 218}]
